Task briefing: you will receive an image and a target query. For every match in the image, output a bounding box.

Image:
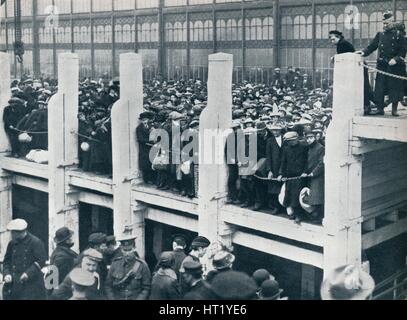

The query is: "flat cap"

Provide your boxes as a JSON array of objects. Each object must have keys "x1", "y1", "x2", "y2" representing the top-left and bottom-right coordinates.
[
  {"x1": 183, "y1": 260, "x2": 203, "y2": 273},
  {"x1": 70, "y1": 268, "x2": 95, "y2": 287},
  {"x1": 88, "y1": 232, "x2": 106, "y2": 245},
  {"x1": 82, "y1": 248, "x2": 103, "y2": 262},
  {"x1": 283, "y1": 131, "x2": 299, "y2": 141},
  {"x1": 158, "y1": 251, "x2": 175, "y2": 268},
  {"x1": 191, "y1": 236, "x2": 210, "y2": 248},
  {"x1": 7, "y1": 219, "x2": 28, "y2": 231}
]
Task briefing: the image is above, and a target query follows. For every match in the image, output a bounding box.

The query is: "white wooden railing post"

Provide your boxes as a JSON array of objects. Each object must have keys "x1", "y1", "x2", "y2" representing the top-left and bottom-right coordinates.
[
  {"x1": 323, "y1": 53, "x2": 365, "y2": 277},
  {"x1": 111, "y1": 53, "x2": 146, "y2": 258},
  {"x1": 198, "y1": 53, "x2": 233, "y2": 246},
  {"x1": 48, "y1": 53, "x2": 80, "y2": 254}
]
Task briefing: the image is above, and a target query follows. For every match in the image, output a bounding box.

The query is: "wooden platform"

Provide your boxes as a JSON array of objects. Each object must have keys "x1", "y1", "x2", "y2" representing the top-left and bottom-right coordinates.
[
  {"x1": 132, "y1": 183, "x2": 199, "y2": 216},
  {"x1": 353, "y1": 107, "x2": 407, "y2": 143},
  {"x1": 220, "y1": 205, "x2": 324, "y2": 247},
  {"x1": 67, "y1": 169, "x2": 113, "y2": 195},
  {"x1": 0, "y1": 155, "x2": 48, "y2": 179}
]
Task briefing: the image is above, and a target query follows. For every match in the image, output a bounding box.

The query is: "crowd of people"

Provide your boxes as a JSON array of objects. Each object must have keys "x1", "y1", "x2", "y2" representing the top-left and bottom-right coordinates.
[
  {"x1": 0, "y1": 219, "x2": 289, "y2": 300},
  {"x1": 0, "y1": 218, "x2": 377, "y2": 300}
]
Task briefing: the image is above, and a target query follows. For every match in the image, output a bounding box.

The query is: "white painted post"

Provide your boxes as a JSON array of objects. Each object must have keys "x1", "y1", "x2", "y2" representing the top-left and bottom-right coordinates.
[
  {"x1": 323, "y1": 53, "x2": 365, "y2": 277},
  {"x1": 111, "y1": 53, "x2": 145, "y2": 256},
  {"x1": 198, "y1": 53, "x2": 233, "y2": 244},
  {"x1": 0, "y1": 52, "x2": 12, "y2": 259},
  {"x1": 0, "y1": 52, "x2": 11, "y2": 152},
  {"x1": 48, "y1": 53, "x2": 80, "y2": 254}
]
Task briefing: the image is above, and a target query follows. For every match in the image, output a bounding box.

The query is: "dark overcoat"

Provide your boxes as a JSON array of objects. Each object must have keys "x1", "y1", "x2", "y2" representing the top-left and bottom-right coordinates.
[{"x1": 306, "y1": 142, "x2": 325, "y2": 206}]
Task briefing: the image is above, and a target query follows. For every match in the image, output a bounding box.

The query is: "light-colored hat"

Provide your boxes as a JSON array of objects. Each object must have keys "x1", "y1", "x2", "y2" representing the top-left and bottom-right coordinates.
[
  {"x1": 320, "y1": 265, "x2": 375, "y2": 300},
  {"x1": 283, "y1": 131, "x2": 299, "y2": 141},
  {"x1": 70, "y1": 268, "x2": 95, "y2": 287},
  {"x1": 82, "y1": 248, "x2": 103, "y2": 262},
  {"x1": 7, "y1": 219, "x2": 28, "y2": 231}
]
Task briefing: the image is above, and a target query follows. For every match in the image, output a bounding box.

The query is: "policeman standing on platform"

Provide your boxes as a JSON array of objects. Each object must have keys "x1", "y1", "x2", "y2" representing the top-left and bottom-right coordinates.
[
  {"x1": 357, "y1": 12, "x2": 407, "y2": 117},
  {"x1": 105, "y1": 235, "x2": 151, "y2": 300}
]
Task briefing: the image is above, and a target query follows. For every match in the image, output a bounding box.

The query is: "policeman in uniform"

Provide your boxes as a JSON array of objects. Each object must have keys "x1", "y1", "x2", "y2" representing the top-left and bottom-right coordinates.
[
  {"x1": 104, "y1": 235, "x2": 151, "y2": 300},
  {"x1": 2, "y1": 219, "x2": 47, "y2": 300},
  {"x1": 357, "y1": 12, "x2": 407, "y2": 116}
]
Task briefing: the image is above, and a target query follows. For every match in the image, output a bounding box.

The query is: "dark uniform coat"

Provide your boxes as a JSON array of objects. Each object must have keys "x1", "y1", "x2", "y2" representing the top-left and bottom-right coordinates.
[
  {"x1": 306, "y1": 142, "x2": 325, "y2": 206},
  {"x1": 363, "y1": 24, "x2": 407, "y2": 105},
  {"x1": 136, "y1": 122, "x2": 153, "y2": 180},
  {"x1": 105, "y1": 255, "x2": 151, "y2": 300},
  {"x1": 150, "y1": 268, "x2": 180, "y2": 300},
  {"x1": 49, "y1": 245, "x2": 78, "y2": 286},
  {"x1": 172, "y1": 249, "x2": 187, "y2": 278},
  {"x1": 2, "y1": 232, "x2": 47, "y2": 300},
  {"x1": 279, "y1": 142, "x2": 308, "y2": 208}
]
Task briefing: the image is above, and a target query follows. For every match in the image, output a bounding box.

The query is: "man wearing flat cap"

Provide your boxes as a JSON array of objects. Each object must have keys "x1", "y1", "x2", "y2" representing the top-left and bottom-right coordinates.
[
  {"x1": 69, "y1": 269, "x2": 96, "y2": 300},
  {"x1": 105, "y1": 234, "x2": 151, "y2": 300},
  {"x1": 51, "y1": 248, "x2": 104, "y2": 300},
  {"x1": 150, "y1": 252, "x2": 181, "y2": 300},
  {"x1": 357, "y1": 11, "x2": 407, "y2": 116},
  {"x1": 49, "y1": 227, "x2": 78, "y2": 288},
  {"x1": 180, "y1": 236, "x2": 210, "y2": 274},
  {"x1": 2, "y1": 219, "x2": 47, "y2": 300}
]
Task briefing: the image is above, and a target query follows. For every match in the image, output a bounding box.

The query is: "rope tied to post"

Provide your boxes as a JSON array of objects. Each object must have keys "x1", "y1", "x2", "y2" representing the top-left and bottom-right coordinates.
[
  {"x1": 11, "y1": 127, "x2": 48, "y2": 135},
  {"x1": 359, "y1": 61, "x2": 407, "y2": 81}
]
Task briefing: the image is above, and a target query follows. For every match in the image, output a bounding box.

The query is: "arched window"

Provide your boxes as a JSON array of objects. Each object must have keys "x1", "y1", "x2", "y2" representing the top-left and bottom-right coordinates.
[
  {"x1": 306, "y1": 15, "x2": 313, "y2": 39},
  {"x1": 281, "y1": 16, "x2": 293, "y2": 40},
  {"x1": 315, "y1": 15, "x2": 322, "y2": 39},
  {"x1": 237, "y1": 19, "x2": 243, "y2": 41},
  {"x1": 360, "y1": 13, "x2": 369, "y2": 39},
  {"x1": 216, "y1": 20, "x2": 226, "y2": 41},
  {"x1": 173, "y1": 22, "x2": 183, "y2": 42},
  {"x1": 141, "y1": 23, "x2": 151, "y2": 42},
  {"x1": 81, "y1": 26, "x2": 89, "y2": 43},
  {"x1": 204, "y1": 20, "x2": 213, "y2": 41},
  {"x1": 115, "y1": 25, "x2": 123, "y2": 43},
  {"x1": 165, "y1": 22, "x2": 173, "y2": 42},
  {"x1": 105, "y1": 26, "x2": 112, "y2": 43},
  {"x1": 227, "y1": 19, "x2": 237, "y2": 41},
  {"x1": 322, "y1": 14, "x2": 336, "y2": 39},
  {"x1": 182, "y1": 21, "x2": 187, "y2": 41},
  {"x1": 250, "y1": 18, "x2": 261, "y2": 40},
  {"x1": 194, "y1": 21, "x2": 204, "y2": 41},
  {"x1": 123, "y1": 24, "x2": 131, "y2": 43},
  {"x1": 262, "y1": 17, "x2": 273, "y2": 40},
  {"x1": 65, "y1": 27, "x2": 71, "y2": 43},
  {"x1": 96, "y1": 26, "x2": 104, "y2": 43},
  {"x1": 293, "y1": 15, "x2": 306, "y2": 39},
  {"x1": 73, "y1": 26, "x2": 80, "y2": 43}
]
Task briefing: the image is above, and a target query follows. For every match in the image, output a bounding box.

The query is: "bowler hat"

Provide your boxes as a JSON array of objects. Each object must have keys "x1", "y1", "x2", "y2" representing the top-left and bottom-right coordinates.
[
  {"x1": 211, "y1": 271, "x2": 258, "y2": 300},
  {"x1": 320, "y1": 265, "x2": 375, "y2": 300},
  {"x1": 260, "y1": 279, "x2": 283, "y2": 300},
  {"x1": 54, "y1": 227, "x2": 74, "y2": 244},
  {"x1": 252, "y1": 269, "x2": 274, "y2": 287}
]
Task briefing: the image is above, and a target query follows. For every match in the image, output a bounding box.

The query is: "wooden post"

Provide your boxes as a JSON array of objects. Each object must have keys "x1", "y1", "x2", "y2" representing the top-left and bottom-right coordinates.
[
  {"x1": 0, "y1": 52, "x2": 11, "y2": 152},
  {"x1": 323, "y1": 53, "x2": 364, "y2": 277},
  {"x1": 0, "y1": 52, "x2": 12, "y2": 260},
  {"x1": 111, "y1": 53, "x2": 145, "y2": 255},
  {"x1": 198, "y1": 53, "x2": 233, "y2": 245},
  {"x1": 48, "y1": 53, "x2": 80, "y2": 254}
]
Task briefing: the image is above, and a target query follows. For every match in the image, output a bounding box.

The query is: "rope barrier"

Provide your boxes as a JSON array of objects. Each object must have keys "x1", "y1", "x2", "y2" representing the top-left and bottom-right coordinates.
[
  {"x1": 253, "y1": 174, "x2": 310, "y2": 181},
  {"x1": 11, "y1": 127, "x2": 48, "y2": 135},
  {"x1": 71, "y1": 131, "x2": 103, "y2": 143},
  {"x1": 360, "y1": 62, "x2": 407, "y2": 81}
]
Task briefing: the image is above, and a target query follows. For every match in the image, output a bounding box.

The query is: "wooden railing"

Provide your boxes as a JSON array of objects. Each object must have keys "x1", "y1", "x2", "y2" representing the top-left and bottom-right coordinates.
[{"x1": 372, "y1": 268, "x2": 407, "y2": 300}]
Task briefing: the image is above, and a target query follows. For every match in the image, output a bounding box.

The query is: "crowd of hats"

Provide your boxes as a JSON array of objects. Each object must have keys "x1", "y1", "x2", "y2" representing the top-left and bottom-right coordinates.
[{"x1": 4, "y1": 77, "x2": 57, "y2": 158}]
